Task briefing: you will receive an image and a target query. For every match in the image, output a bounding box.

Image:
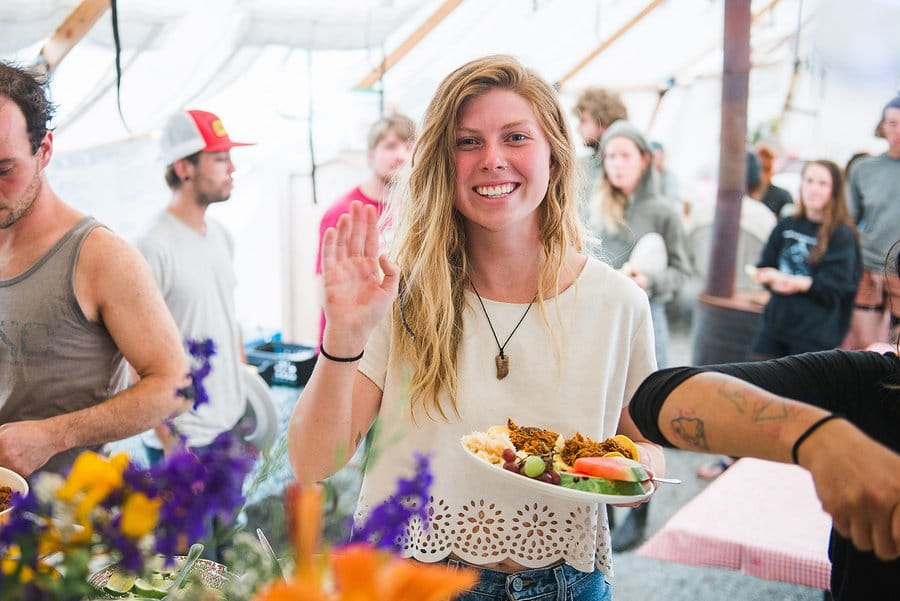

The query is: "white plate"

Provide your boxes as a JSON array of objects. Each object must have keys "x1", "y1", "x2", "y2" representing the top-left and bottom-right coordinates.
[
  {"x1": 460, "y1": 443, "x2": 653, "y2": 504},
  {"x1": 0, "y1": 465, "x2": 28, "y2": 516}
]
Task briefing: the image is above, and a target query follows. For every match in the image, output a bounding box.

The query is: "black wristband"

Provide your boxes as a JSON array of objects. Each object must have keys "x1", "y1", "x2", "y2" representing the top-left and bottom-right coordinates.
[
  {"x1": 319, "y1": 345, "x2": 364, "y2": 363},
  {"x1": 791, "y1": 413, "x2": 843, "y2": 464}
]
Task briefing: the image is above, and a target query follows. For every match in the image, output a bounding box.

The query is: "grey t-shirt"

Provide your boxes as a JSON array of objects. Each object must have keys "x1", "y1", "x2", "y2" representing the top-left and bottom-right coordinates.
[
  {"x1": 848, "y1": 153, "x2": 900, "y2": 271},
  {"x1": 136, "y1": 212, "x2": 246, "y2": 448}
]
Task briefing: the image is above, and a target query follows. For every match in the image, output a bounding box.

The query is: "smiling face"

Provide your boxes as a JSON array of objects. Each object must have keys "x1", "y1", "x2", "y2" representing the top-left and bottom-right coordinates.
[
  {"x1": 453, "y1": 88, "x2": 553, "y2": 236},
  {"x1": 602, "y1": 136, "x2": 649, "y2": 197},
  {"x1": 799, "y1": 162, "x2": 833, "y2": 223}
]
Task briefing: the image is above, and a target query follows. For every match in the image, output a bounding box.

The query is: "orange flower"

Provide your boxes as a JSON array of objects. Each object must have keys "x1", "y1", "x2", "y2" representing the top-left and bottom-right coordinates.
[
  {"x1": 285, "y1": 482, "x2": 325, "y2": 587},
  {"x1": 253, "y1": 580, "x2": 330, "y2": 601},
  {"x1": 376, "y1": 558, "x2": 477, "y2": 601},
  {"x1": 255, "y1": 482, "x2": 477, "y2": 601},
  {"x1": 331, "y1": 544, "x2": 383, "y2": 601}
]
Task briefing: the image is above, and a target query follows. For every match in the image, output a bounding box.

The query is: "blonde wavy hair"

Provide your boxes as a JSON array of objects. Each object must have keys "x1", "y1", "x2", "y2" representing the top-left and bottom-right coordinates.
[{"x1": 387, "y1": 55, "x2": 584, "y2": 420}]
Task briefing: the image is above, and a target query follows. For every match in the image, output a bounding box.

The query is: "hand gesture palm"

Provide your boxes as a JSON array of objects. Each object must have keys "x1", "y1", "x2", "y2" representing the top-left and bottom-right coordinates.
[{"x1": 320, "y1": 202, "x2": 399, "y2": 347}]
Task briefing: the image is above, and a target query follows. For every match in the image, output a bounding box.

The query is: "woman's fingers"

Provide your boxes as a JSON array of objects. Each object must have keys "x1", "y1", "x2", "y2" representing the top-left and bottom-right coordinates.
[
  {"x1": 364, "y1": 204, "x2": 379, "y2": 259},
  {"x1": 379, "y1": 253, "x2": 400, "y2": 297},
  {"x1": 334, "y1": 212, "x2": 350, "y2": 264},
  {"x1": 348, "y1": 201, "x2": 367, "y2": 258}
]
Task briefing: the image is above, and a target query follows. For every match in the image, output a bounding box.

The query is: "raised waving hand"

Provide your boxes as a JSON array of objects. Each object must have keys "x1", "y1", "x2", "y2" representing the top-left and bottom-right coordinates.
[{"x1": 320, "y1": 201, "x2": 399, "y2": 353}]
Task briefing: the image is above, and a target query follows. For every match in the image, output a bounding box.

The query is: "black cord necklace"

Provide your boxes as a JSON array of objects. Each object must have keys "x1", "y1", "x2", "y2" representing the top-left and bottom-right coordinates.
[{"x1": 470, "y1": 282, "x2": 537, "y2": 380}]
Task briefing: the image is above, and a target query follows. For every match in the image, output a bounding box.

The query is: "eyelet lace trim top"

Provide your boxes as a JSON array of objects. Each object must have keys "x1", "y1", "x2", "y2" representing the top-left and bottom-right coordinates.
[{"x1": 356, "y1": 258, "x2": 656, "y2": 574}]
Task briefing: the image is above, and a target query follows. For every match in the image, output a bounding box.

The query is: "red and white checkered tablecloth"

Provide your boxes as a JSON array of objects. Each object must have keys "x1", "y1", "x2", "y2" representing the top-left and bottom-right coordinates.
[{"x1": 637, "y1": 457, "x2": 832, "y2": 590}]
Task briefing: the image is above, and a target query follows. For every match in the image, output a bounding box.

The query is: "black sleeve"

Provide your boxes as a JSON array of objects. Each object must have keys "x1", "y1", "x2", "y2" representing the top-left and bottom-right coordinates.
[
  {"x1": 806, "y1": 226, "x2": 862, "y2": 307},
  {"x1": 629, "y1": 350, "x2": 900, "y2": 447},
  {"x1": 756, "y1": 219, "x2": 785, "y2": 269}
]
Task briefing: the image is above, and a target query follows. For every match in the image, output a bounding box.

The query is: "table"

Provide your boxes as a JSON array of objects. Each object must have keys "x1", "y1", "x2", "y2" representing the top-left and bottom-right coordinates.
[{"x1": 637, "y1": 457, "x2": 832, "y2": 590}]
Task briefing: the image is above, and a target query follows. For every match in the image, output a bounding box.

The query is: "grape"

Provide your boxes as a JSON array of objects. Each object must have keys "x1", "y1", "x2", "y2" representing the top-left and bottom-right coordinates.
[
  {"x1": 502, "y1": 448, "x2": 517, "y2": 463},
  {"x1": 503, "y1": 461, "x2": 520, "y2": 473},
  {"x1": 547, "y1": 470, "x2": 561, "y2": 485},
  {"x1": 536, "y1": 472, "x2": 553, "y2": 483},
  {"x1": 522, "y1": 455, "x2": 546, "y2": 478}
]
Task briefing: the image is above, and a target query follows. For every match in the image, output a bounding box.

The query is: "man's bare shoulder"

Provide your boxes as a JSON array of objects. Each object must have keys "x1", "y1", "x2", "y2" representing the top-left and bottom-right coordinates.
[{"x1": 75, "y1": 227, "x2": 157, "y2": 321}]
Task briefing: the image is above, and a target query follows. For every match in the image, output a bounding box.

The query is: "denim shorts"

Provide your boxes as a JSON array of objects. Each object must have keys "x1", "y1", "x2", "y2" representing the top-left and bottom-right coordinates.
[{"x1": 443, "y1": 558, "x2": 613, "y2": 601}]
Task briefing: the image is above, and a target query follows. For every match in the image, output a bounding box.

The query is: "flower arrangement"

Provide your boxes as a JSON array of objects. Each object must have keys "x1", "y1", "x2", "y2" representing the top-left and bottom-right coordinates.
[
  {"x1": 0, "y1": 337, "x2": 478, "y2": 600},
  {"x1": 234, "y1": 455, "x2": 477, "y2": 601}
]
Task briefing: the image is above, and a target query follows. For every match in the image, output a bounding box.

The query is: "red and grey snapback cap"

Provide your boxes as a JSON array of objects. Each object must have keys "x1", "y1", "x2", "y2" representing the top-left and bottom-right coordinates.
[{"x1": 160, "y1": 109, "x2": 253, "y2": 165}]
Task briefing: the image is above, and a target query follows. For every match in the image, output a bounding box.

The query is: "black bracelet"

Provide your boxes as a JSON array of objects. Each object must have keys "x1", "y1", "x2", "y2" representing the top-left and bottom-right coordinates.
[
  {"x1": 791, "y1": 413, "x2": 843, "y2": 464},
  {"x1": 319, "y1": 345, "x2": 364, "y2": 363}
]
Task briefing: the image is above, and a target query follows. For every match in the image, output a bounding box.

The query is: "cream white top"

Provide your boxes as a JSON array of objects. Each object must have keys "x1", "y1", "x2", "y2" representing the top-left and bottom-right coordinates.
[{"x1": 357, "y1": 257, "x2": 656, "y2": 575}]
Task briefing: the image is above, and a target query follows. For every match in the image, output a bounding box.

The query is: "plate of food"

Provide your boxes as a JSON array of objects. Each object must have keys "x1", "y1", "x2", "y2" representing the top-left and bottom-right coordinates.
[
  {"x1": 461, "y1": 420, "x2": 654, "y2": 504},
  {"x1": 0, "y1": 465, "x2": 29, "y2": 517},
  {"x1": 88, "y1": 555, "x2": 228, "y2": 599}
]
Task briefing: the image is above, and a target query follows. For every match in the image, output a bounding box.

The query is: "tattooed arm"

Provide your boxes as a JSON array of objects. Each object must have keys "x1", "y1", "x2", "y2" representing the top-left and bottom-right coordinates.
[{"x1": 650, "y1": 371, "x2": 900, "y2": 561}]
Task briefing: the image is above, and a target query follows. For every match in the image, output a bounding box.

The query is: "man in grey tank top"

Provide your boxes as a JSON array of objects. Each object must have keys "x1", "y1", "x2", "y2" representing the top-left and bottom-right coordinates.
[{"x1": 0, "y1": 62, "x2": 189, "y2": 475}]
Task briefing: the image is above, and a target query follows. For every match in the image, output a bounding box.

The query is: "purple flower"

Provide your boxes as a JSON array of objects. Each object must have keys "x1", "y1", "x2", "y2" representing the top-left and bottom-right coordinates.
[
  {"x1": 349, "y1": 453, "x2": 433, "y2": 552},
  {"x1": 98, "y1": 516, "x2": 144, "y2": 573},
  {"x1": 176, "y1": 337, "x2": 216, "y2": 410},
  {"x1": 122, "y1": 432, "x2": 253, "y2": 556}
]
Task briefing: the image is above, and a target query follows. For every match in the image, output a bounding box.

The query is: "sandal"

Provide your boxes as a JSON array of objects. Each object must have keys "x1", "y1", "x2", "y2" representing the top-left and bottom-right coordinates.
[{"x1": 697, "y1": 457, "x2": 734, "y2": 479}]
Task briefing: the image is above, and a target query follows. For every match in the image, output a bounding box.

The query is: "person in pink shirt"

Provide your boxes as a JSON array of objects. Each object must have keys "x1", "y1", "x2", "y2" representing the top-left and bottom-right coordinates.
[{"x1": 315, "y1": 114, "x2": 415, "y2": 342}]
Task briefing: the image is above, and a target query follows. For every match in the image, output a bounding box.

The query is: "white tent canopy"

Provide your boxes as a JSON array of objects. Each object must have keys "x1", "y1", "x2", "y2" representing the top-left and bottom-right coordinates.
[{"x1": 2, "y1": 0, "x2": 898, "y2": 343}]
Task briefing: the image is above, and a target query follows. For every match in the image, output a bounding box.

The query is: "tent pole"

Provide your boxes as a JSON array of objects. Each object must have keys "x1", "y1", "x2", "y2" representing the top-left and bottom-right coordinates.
[
  {"x1": 705, "y1": 0, "x2": 751, "y2": 298},
  {"x1": 354, "y1": 0, "x2": 463, "y2": 89},
  {"x1": 33, "y1": 0, "x2": 111, "y2": 75},
  {"x1": 556, "y1": 0, "x2": 664, "y2": 88}
]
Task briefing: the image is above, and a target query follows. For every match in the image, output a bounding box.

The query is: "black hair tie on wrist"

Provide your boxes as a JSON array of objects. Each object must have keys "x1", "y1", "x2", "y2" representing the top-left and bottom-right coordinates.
[
  {"x1": 319, "y1": 345, "x2": 364, "y2": 363},
  {"x1": 792, "y1": 413, "x2": 843, "y2": 464}
]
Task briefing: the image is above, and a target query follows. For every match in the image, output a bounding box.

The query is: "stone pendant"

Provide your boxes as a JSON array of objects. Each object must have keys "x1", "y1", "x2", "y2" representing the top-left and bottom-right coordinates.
[{"x1": 495, "y1": 354, "x2": 509, "y2": 380}]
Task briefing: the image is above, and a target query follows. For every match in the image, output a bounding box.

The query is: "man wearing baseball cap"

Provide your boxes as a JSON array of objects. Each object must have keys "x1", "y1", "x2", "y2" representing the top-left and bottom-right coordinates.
[
  {"x1": 136, "y1": 109, "x2": 254, "y2": 470},
  {"x1": 846, "y1": 93, "x2": 900, "y2": 348}
]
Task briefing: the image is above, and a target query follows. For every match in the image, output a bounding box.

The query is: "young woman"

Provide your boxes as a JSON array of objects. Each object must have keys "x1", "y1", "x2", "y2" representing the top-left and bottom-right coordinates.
[
  {"x1": 751, "y1": 160, "x2": 861, "y2": 358},
  {"x1": 587, "y1": 121, "x2": 691, "y2": 370},
  {"x1": 288, "y1": 55, "x2": 664, "y2": 600}
]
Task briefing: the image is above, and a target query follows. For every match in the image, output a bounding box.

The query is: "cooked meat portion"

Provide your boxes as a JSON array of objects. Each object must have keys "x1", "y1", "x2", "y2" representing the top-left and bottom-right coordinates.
[
  {"x1": 559, "y1": 433, "x2": 634, "y2": 466},
  {"x1": 0, "y1": 485, "x2": 12, "y2": 512},
  {"x1": 507, "y1": 418, "x2": 559, "y2": 455}
]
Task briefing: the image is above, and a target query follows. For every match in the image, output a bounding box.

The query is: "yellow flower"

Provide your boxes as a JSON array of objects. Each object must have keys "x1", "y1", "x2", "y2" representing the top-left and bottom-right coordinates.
[
  {"x1": 121, "y1": 492, "x2": 162, "y2": 538},
  {"x1": 56, "y1": 451, "x2": 129, "y2": 521},
  {"x1": 0, "y1": 546, "x2": 35, "y2": 584}
]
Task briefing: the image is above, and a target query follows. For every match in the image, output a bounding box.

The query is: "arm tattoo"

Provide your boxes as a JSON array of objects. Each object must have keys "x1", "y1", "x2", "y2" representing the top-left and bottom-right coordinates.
[
  {"x1": 716, "y1": 381, "x2": 749, "y2": 413},
  {"x1": 670, "y1": 417, "x2": 710, "y2": 451},
  {"x1": 354, "y1": 431, "x2": 363, "y2": 448},
  {"x1": 749, "y1": 398, "x2": 789, "y2": 423}
]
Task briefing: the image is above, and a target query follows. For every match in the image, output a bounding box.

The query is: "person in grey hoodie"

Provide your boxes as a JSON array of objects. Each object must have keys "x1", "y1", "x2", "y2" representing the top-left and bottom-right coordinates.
[
  {"x1": 586, "y1": 120, "x2": 691, "y2": 551},
  {"x1": 588, "y1": 121, "x2": 691, "y2": 369}
]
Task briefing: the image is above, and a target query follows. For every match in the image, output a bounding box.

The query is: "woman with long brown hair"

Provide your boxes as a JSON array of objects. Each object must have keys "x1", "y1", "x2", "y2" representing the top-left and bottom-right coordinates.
[
  {"x1": 288, "y1": 55, "x2": 664, "y2": 600},
  {"x1": 751, "y1": 159, "x2": 861, "y2": 357}
]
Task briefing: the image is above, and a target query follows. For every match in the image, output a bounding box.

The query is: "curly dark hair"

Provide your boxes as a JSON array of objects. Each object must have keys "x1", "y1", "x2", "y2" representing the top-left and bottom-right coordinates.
[{"x1": 0, "y1": 61, "x2": 56, "y2": 153}]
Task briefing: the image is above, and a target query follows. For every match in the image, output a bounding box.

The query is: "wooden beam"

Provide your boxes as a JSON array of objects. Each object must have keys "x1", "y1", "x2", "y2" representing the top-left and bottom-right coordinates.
[
  {"x1": 556, "y1": 0, "x2": 665, "y2": 88},
  {"x1": 705, "y1": 0, "x2": 752, "y2": 299},
  {"x1": 38, "y1": 0, "x2": 111, "y2": 75},
  {"x1": 355, "y1": 0, "x2": 463, "y2": 89}
]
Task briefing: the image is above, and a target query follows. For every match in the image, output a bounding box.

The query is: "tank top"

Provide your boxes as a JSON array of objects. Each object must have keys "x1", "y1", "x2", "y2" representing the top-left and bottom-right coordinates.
[{"x1": 0, "y1": 217, "x2": 129, "y2": 473}]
